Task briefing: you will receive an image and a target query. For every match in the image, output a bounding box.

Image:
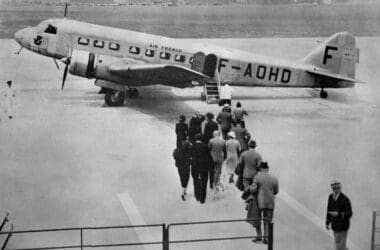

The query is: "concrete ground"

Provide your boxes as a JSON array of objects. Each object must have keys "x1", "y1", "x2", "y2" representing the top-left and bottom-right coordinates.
[{"x1": 0, "y1": 36, "x2": 379, "y2": 250}]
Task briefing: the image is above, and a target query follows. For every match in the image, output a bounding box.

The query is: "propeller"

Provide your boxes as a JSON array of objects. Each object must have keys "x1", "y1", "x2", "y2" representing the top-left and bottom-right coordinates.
[
  {"x1": 61, "y1": 57, "x2": 71, "y2": 90},
  {"x1": 53, "y1": 58, "x2": 60, "y2": 70},
  {"x1": 60, "y1": 47, "x2": 72, "y2": 90}
]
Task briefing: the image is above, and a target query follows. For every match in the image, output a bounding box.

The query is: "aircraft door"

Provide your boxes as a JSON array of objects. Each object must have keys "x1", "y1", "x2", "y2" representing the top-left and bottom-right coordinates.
[
  {"x1": 203, "y1": 54, "x2": 217, "y2": 78},
  {"x1": 192, "y1": 52, "x2": 206, "y2": 73}
]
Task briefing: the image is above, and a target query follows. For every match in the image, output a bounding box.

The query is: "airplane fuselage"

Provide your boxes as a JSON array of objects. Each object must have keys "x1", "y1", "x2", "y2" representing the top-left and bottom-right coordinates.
[{"x1": 15, "y1": 18, "x2": 349, "y2": 89}]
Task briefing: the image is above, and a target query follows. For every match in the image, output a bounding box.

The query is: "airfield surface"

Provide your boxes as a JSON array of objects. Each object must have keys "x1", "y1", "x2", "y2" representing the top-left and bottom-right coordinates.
[{"x1": 0, "y1": 36, "x2": 380, "y2": 250}]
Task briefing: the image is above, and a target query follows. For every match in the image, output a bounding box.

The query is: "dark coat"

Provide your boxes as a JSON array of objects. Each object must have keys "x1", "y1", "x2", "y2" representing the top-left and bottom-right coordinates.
[
  {"x1": 191, "y1": 141, "x2": 213, "y2": 172},
  {"x1": 175, "y1": 122, "x2": 188, "y2": 141},
  {"x1": 216, "y1": 111, "x2": 232, "y2": 129},
  {"x1": 188, "y1": 116, "x2": 205, "y2": 143},
  {"x1": 203, "y1": 120, "x2": 218, "y2": 143},
  {"x1": 173, "y1": 146, "x2": 192, "y2": 169},
  {"x1": 326, "y1": 192, "x2": 352, "y2": 232}
]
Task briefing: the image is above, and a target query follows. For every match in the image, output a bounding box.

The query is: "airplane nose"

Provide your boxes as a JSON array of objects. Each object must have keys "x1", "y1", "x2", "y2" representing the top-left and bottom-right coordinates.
[
  {"x1": 14, "y1": 28, "x2": 29, "y2": 47},
  {"x1": 14, "y1": 29, "x2": 23, "y2": 44}
]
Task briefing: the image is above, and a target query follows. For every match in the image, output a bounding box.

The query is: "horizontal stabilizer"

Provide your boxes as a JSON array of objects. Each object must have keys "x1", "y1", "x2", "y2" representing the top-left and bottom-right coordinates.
[{"x1": 306, "y1": 68, "x2": 364, "y2": 83}]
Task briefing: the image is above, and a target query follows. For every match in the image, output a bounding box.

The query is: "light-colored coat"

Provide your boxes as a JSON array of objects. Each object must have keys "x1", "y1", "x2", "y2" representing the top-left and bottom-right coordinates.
[
  {"x1": 253, "y1": 170, "x2": 279, "y2": 209},
  {"x1": 239, "y1": 148, "x2": 261, "y2": 179}
]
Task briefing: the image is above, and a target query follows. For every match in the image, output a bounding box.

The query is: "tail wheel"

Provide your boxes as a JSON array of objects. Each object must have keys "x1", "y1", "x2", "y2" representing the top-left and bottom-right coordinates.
[
  {"x1": 320, "y1": 89, "x2": 328, "y2": 99},
  {"x1": 105, "y1": 89, "x2": 125, "y2": 106}
]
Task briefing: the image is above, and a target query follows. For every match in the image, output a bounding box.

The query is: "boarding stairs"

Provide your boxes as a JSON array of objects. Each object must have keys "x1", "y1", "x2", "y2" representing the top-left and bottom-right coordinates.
[
  {"x1": 372, "y1": 211, "x2": 380, "y2": 250},
  {"x1": 202, "y1": 81, "x2": 220, "y2": 104}
]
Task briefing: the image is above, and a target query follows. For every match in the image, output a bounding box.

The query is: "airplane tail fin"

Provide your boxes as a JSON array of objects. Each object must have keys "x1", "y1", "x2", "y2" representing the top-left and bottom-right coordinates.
[{"x1": 302, "y1": 32, "x2": 359, "y2": 79}]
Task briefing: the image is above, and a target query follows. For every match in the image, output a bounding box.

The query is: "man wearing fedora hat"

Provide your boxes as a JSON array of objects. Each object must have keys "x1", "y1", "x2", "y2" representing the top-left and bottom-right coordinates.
[
  {"x1": 251, "y1": 161, "x2": 279, "y2": 244},
  {"x1": 175, "y1": 115, "x2": 188, "y2": 148},
  {"x1": 4, "y1": 80, "x2": 15, "y2": 119},
  {"x1": 326, "y1": 181, "x2": 352, "y2": 250}
]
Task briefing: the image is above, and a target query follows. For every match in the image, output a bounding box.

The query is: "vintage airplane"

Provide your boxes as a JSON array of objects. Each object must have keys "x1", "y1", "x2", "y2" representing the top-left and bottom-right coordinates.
[{"x1": 14, "y1": 17, "x2": 361, "y2": 106}]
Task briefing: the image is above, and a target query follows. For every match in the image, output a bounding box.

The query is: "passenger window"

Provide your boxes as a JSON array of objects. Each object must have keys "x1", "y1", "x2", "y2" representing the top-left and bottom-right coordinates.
[
  {"x1": 44, "y1": 24, "x2": 57, "y2": 35},
  {"x1": 174, "y1": 54, "x2": 186, "y2": 62},
  {"x1": 109, "y1": 42, "x2": 120, "y2": 51},
  {"x1": 145, "y1": 49, "x2": 155, "y2": 57},
  {"x1": 93, "y1": 40, "x2": 104, "y2": 48},
  {"x1": 78, "y1": 37, "x2": 89, "y2": 45},
  {"x1": 160, "y1": 52, "x2": 171, "y2": 60},
  {"x1": 129, "y1": 46, "x2": 140, "y2": 55}
]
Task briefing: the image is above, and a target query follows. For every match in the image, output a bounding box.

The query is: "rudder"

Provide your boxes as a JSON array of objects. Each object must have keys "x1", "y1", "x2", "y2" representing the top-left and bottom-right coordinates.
[{"x1": 302, "y1": 32, "x2": 359, "y2": 79}]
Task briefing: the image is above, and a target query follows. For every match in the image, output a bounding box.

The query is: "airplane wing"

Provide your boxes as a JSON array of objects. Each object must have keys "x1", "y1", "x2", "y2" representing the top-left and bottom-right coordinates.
[
  {"x1": 108, "y1": 62, "x2": 213, "y2": 87},
  {"x1": 306, "y1": 68, "x2": 364, "y2": 83}
]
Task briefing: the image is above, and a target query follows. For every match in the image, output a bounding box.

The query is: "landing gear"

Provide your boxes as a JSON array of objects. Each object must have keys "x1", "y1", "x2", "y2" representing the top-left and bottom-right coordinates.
[
  {"x1": 98, "y1": 87, "x2": 107, "y2": 94},
  {"x1": 127, "y1": 88, "x2": 139, "y2": 98},
  {"x1": 320, "y1": 88, "x2": 328, "y2": 99},
  {"x1": 105, "y1": 89, "x2": 125, "y2": 107}
]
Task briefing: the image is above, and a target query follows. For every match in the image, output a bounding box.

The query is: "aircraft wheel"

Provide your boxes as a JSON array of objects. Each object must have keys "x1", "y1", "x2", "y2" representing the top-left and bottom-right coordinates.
[
  {"x1": 320, "y1": 89, "x2": 328, "y2": 99},
  {"x1": 105, "y1": 89, "x2": 125, "y2": 106},
  {"x1": 127, "y1": 88, "x2": 139, "y2": 98}
]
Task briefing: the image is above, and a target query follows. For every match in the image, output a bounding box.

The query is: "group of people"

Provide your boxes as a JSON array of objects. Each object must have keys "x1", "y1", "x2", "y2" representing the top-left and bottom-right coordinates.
[
  {"x1": 172, "y1": 101, "x2": 353, "y2": 249},
  {"x1": 172, "y1": 102, "x2": 279, "y2": 244}
]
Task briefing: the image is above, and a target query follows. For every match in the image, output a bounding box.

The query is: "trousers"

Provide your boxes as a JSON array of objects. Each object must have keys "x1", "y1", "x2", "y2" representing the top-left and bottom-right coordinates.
[
  {"x1": 333, "y1": 230, "x2": 348, "y2": 250},
  {"x1": 192, "y1": 168, "x2": 209, "y2": 203},
  {"x1": 260, "y1": 209, "x2": 274, "y2": 241}
]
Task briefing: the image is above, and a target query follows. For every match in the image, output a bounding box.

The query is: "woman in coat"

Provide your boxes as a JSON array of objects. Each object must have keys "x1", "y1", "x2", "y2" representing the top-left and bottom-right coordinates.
[
  {"x1": 172, "y1": 140, "x2": 192, "y2": 201},
  {"x1": 224, "y1": 131, "x2": 241, "y2": 184},
  {"x1": 245, "y1": 183, "x2": 262, "y2": 242}
]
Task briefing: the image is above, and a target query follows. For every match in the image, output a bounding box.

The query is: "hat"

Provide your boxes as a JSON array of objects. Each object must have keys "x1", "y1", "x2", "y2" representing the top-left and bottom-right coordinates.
[
  {"x1": 248, "y1": 140, "x2": 257, "y2": 148},
  {"x1": 206, "y1": 112, "x2": 214, "y2": 119},
  {"x1": 177, "y1": 115, "x2": 186, "y2": 122},
  {"x1": 331, "y1": 180, "x2": 341, "y2": 187},
  {"x1": 259, "y1": 161, "x2": 269, "y2": 169},
  {"x1": 227, "y1": 131, "x2": 236, "y2": 139}
]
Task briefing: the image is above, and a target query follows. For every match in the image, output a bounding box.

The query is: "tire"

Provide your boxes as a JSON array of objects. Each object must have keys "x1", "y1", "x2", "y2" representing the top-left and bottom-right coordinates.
[
  {"x1": 320, "y1": 90, "x2": 328, "y2": 99},
  {"x1": 105, "y1": 89, "x2": 125, "y2": 106}
]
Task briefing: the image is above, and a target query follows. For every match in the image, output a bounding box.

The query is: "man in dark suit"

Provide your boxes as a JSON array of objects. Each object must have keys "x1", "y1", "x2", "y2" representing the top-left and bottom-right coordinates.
[
  {"x1": 191, "y1": 134, "x2": 213, "y2": 204},
  {"x1": 175, "y1": 115, "x2": 188, "y2": 148},
  {"x1": 326, "y1": 181, "x2": 352, "y2": 250},
  {"x1": 203, "y1": 112, "x2": 218, "y2": 144},
  {"x1": 203, "y1": 112, "x2": 218, "y2": 189},
  {"x1": 188, "y1": 112, "x2": 205, "y2": 145}
]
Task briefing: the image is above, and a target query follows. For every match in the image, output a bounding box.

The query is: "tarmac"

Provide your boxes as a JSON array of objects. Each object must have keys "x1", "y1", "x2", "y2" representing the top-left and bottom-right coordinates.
[{"x1": 0, "y1": 36, "x2": 379, "y2": 250}]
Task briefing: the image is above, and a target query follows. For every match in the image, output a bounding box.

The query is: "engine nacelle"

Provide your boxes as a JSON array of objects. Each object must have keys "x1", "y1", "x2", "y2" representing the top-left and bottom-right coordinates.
[
  {"x1": 69, "y1": 50, "x2": 123, "y2": 83},
  {"x1": 69, "y1": 50, "x2": 96, "y2": 78}
]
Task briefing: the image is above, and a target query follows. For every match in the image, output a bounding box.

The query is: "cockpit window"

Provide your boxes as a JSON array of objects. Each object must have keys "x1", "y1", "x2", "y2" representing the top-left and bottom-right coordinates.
[{"x1": 44, "y1": 24, "x2": 57, "y2": 35}]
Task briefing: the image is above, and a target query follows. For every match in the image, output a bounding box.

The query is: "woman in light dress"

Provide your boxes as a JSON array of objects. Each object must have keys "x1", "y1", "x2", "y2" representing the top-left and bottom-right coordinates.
[{"x1": 224, "y1": 131, "x2": 241, "y2": 183}]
